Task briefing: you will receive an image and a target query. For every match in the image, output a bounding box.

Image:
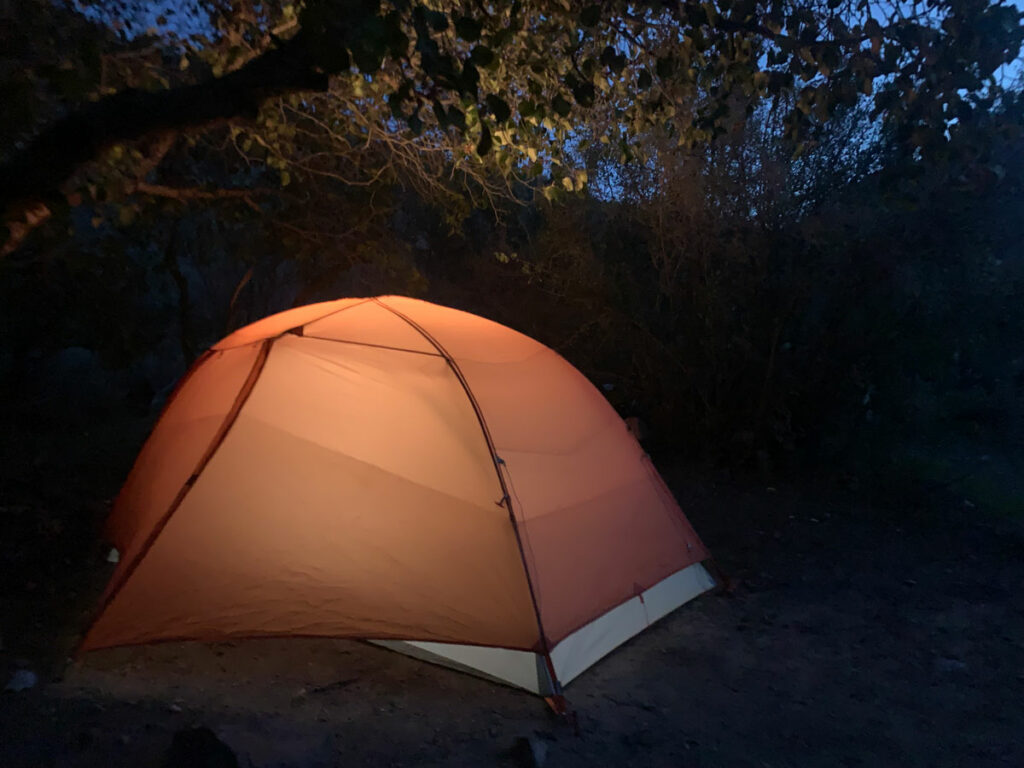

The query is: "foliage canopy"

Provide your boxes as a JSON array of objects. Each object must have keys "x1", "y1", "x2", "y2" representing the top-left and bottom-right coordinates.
[{"x1": 2, "y1": 0, "x2": 1022, "y2": 252}]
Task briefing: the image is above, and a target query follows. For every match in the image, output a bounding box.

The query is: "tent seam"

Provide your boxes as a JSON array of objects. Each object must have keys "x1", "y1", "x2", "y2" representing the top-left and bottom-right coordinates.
[
  {"x1": 239, "y1": 414, "x2": 508, "y2": 512},
  {"x1": 77, "y1": 338, "x2": 274, "y2": 655},
  {"x1": 296, "y1": 334, "x2": 443, "y2": 357},
  {"x1": 215, "y1": 297, "x2": 375, "y2": 350},
  {"x1": 278, "y1": 297, "x2": 376, "y2": 340},
  {"x1": 105, "y1": 348, "x2": 216, "y2": 538}
]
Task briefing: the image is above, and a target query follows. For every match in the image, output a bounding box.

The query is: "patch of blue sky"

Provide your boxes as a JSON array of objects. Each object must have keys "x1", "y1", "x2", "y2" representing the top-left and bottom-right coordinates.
[{"x1": 76, "y1": 0, "x2": 222, "y2": 43}]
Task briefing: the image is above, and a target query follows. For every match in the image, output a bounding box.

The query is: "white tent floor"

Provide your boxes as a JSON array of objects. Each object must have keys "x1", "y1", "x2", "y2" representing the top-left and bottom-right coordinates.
[{"x1": 372, "y1": 561, "x2": 716, "y2": 694}]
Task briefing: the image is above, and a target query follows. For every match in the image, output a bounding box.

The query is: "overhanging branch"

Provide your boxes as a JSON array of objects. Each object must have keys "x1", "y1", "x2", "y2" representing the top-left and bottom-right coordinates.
[{"x1": 0, "y1": 29, "x2": 329, "y2": 218}]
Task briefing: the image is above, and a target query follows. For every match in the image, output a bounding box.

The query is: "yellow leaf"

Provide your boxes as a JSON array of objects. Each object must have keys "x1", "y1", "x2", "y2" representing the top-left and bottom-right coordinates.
[{"x1": 561, "y1": 176, "x2": 574, "y2": 191}]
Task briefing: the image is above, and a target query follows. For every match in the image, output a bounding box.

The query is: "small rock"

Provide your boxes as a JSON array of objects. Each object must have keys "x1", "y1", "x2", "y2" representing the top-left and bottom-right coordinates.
[
  {"x1": 622, "y1": 729, "x2": 653, "y2": 748},
  {"x1": 4, "y1": 669, "x2": 38, "y2": 692},
  {"x1": 107, "y1": 548, "x2": 120, "y2": 563},
  {"x1": 935, "y1": 657, "x2": 967, "y2": 673},
  {"x1": 77, "y1": 728, "x2": 100, "y2": 748},
  {"x1": 510, "y1": 736, "x2": 547, "y2": 768},
  {"x1": 168, "y1": 703, "x2": 183, "y2": 713},
  {"x1": 164, "y1": 727, "x2": 238, "y2": 768}
]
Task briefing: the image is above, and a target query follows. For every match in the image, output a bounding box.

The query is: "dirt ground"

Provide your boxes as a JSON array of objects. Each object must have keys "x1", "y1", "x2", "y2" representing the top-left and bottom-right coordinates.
[{"x1": 2, "y1": 460, "x2": 1023, "y2": 767}]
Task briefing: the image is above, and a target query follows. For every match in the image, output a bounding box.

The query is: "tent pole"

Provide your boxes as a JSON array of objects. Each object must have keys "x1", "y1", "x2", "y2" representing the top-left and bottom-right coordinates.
[{"x1": 370, "y1": 299, "x2": 557, "y2": 684}]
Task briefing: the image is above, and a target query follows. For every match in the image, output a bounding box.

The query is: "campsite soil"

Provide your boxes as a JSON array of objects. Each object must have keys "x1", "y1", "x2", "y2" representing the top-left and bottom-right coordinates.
[{"x1": 2, "y1": 459, "x2": 1023, "y2": 767}]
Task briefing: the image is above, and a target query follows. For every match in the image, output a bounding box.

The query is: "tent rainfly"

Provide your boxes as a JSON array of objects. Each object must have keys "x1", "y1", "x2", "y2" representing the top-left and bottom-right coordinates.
[{"x1": 81, "y1": 296, "x2": 715, "y2": 697}]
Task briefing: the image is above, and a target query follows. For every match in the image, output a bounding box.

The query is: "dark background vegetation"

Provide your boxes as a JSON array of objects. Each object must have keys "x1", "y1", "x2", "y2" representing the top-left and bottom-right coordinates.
[{"x1": 3, "y1": 92, "x2": 1022, "y2": 509}]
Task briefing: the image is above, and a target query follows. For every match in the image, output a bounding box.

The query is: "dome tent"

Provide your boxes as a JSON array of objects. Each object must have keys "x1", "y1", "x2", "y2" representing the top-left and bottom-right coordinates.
[{"x1": 81, "y1": 296, "x2": 715, "y2": 696}]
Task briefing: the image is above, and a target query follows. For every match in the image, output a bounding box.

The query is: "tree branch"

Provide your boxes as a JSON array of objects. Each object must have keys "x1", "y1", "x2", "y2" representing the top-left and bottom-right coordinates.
[
  {"x1": 0, "y1": 182, "x2": 270, "y2": 255},
  {"x1": 0, "y1": 29, "x2": 329, "y2": 218},
  {"x1": 134, "y1": 182, "x2": 269, "y2": 212},
  {"x1": 0, "y1": 203, "x2": 52, "y2": 257}
]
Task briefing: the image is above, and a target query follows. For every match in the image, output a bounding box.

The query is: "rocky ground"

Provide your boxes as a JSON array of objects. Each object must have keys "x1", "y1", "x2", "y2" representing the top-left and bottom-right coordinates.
[{"x1": 2, "y1": 459, "x2": 1023, "y2": 767}]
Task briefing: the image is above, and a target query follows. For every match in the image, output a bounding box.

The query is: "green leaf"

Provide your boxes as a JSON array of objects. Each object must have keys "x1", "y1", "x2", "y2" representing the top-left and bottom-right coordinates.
[
  {"x1": 485, "y1": 94, "x2": 511, "y2": 122},
  {"x1": 476, "y1": 122, "x2": 493, "y2": 155},
  {"x1": 447, "y1": 106, "x2": 466, "y2": 131},
  {"x1": 570, "y1": 81, "x2": 596, "y2": 107},
  {"x1": 389, "y1": 94, "x2": 405, "y2": 119},
  {"x1": 458, "y1": 61, "x2": 480, "y2": 95},
  {"x1": 490, "y1": 29, "x2": 514, "y2": 48},
  {"x1": 425, "y1": 9, "x2": 449, "y2": 32},
  {"x1": 455, "y1": 16, "x2": 482, "y2": 42},
  {"x1": 580, "y1": 4, "x2": 602, "y2": 27},
  {"x1": 600, "y1": 45, "x2": 617, "y2": 69},
  {"x1": 552, "y1": 94, "x2": 572, "y2": 117},
  {"x1": 508, "y1": 0, "x2": 523, "y2": 30},
  {"x1": 470, "y1": 45, "x2": 496, "y2": 68},
  {"x1": 351, "y1": 40, "x2": 385, "y2": 73},
  {"x1": 383, "y1": 12, "x2": 410, "y2": 57}
]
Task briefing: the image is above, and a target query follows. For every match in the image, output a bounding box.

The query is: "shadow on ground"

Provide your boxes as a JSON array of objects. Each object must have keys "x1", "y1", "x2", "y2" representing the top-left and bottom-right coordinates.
[{"x1": 2, "y1": 456, "x2": 1023, "y2": 767}]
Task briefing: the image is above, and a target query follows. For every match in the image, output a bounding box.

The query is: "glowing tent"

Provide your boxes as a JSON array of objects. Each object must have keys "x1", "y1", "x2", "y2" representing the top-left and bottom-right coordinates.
[{"x1": 81, "y1": 296, "x2": 715, "y2": 695}]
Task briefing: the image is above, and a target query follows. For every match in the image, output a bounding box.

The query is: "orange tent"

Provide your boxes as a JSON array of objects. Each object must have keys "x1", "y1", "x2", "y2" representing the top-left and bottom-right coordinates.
[{"x1": 81, "y1": 296, "x2": 714, "y2": 695}]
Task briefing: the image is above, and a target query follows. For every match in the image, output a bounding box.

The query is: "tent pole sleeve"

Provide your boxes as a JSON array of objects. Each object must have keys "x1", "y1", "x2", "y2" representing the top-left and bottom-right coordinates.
[
  {"x1": 76, "y1": 338, "x2": 273, "y2": 656},
  {"x1": 370, "y1": 300, "x2": 557, "y2": 673}
]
